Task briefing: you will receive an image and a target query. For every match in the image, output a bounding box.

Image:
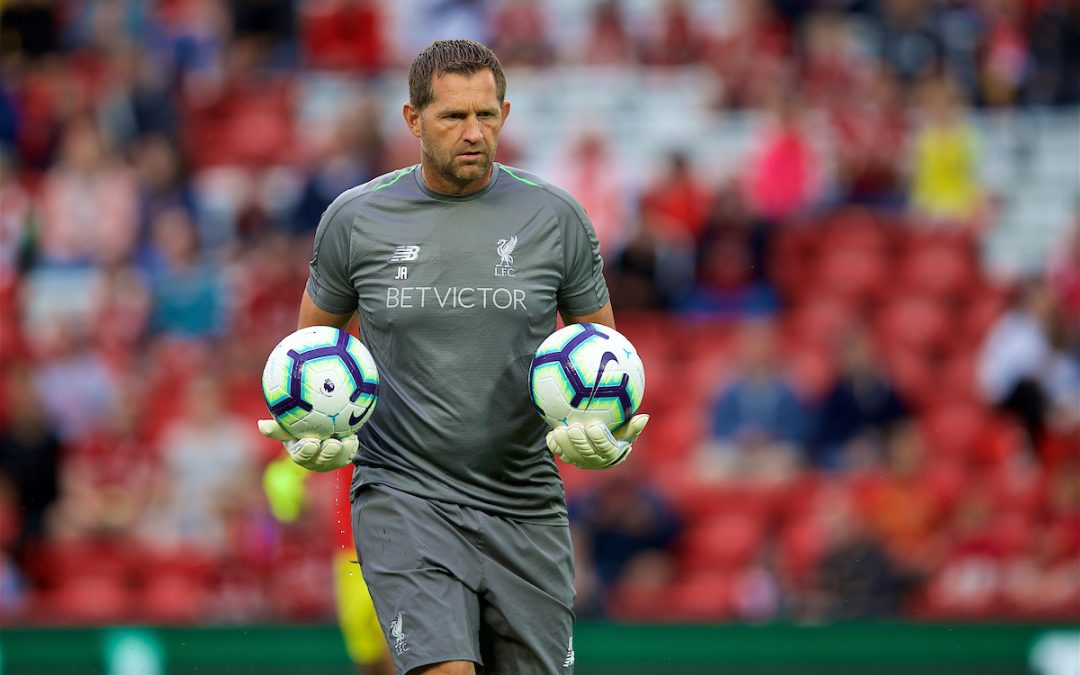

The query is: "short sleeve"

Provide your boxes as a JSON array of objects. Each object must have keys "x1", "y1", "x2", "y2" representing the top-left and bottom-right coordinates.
[
  {"x1": 553, "y1": 193, "x2": 609, "y2": 317},
  {"x1": 305, "y1": 200, "x2": 358, "y2": 314}
]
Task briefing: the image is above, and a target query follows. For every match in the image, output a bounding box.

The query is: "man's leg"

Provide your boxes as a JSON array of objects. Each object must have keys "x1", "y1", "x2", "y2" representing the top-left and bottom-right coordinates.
[{"x1": 352, "y1": 485, "x2": 486, "y2": 674}]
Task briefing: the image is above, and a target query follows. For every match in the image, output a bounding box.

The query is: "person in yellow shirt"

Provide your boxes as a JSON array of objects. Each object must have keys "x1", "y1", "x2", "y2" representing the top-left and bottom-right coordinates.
[{"x1": 910, "y1": 75, "x2": 983, "y2": 225}]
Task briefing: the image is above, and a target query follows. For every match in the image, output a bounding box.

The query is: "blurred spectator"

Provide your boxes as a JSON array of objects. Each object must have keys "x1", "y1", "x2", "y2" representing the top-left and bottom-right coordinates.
[
  {"x1": 37, "y1": 116, "x2": 138, "y2": 266},
  {"x1": 62, "y1": 0, "x2": 155, "y2": 52},
  {"x1": 290, "y1": 95, "x2": 387, "y2": 236},
  {"x1": 681, "y1": 182, "x2": 779, "y2": 317},
  {"x1": 1026, "y1": 0, "x2": 1080, "y2": 105},
  {"x1": 798, "y1": 11, "x2": 861, "y2": 109},
  {"x1": 31, "y1": 328, "x2": 119, "y2": 442},
  {"x1": 48, "y1": 386, "x2": 159, "y2": 542},
  {"x1": 570, "y1": 468, "x2": 682, "y2": 617},
  {"x1": 873, "y1": 0, "x2": 943, "y2": 87},
  {"x1": 0, "y1": 1, "x2": 60, "y2": 60},
  {"x1": 144, "y1": 206, "x2": 228, "y2": 339},
  {"x1": 864, "y1": 423, "x2": 948, "y2": 573},
  {"x1": 806, "y1": 484, "x2": 917, "y2": 619},
  {"x1": 0, "y1": 149, "x2": 34, "y2": 281},
  {"x1": 133, "y1": 133, "x2": 195, "y2": 248},
  {"x1": 976, "y1": 0, "x2": 1029, "y2": 107},
  {"x1": 696, "y1": 320, "x2": 807, "y2": 482},
  {"x1": 551, "y1": 132, "x2": 629, "y2": 255},
  {"x1": 0, "y1": 366, "x2": 62, "y2": 562},
  {"x1": 977, "y1": 279, "x2": 1077, "y2": 460},
  {"x1": 827, "y1": 65, "x2": 907, "y2": 209},
  {"x1": 408, "y1": 0, "x2": 491, "y2": 55},
  {"x1": 229, "y1": 0, "x2": 297, "y2": 68},
  {"x1": 811, "y1": 328, "x2": 909, "y2": 470},
  {"x1": 639, "y1": 0, "x2": 706, "y2": 67},
  {"x1": 705, "y1": 0, "x2": 790, "y2": 109},
  {"x1": 489, "y1": 0, "x2": 555, "y2": 67},
  {"x1": 300, "y1": 0, "x2": 386, "y2": 73},
  {"x1": 139, "y1": 375, "x2": 261, "y2": 553},
  {"x1": 97, "y1": 44, "x2": 178, "y2": 149},
  {"x1": 580, "y1": 0, "x2": 635, "y2": 65},
  {"x1": 607, "y1": 199, "x2": 695, "y2": 312},
  {"x1": 741, "y1": 84, "x2": 824, "y2": 223},
  {"x1": 641, "y1": 151, "x2": 712, "y2": 243},
  {"x1": 908, "y1": 74, "x2": 983, "y2": 226}
]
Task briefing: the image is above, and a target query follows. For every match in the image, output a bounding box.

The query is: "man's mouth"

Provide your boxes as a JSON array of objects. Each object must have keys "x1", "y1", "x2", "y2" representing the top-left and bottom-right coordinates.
[{"x1": 458, "y1": 151, "x2": 484, "y2": 160}]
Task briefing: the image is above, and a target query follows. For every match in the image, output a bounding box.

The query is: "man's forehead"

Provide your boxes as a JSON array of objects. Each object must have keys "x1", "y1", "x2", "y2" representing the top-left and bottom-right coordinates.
[{"x1": 428, "y1": 70, "x2": 500, "y2": 106}]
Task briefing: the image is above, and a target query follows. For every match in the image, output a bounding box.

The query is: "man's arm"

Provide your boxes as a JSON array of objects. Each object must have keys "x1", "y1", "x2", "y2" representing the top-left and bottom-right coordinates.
[
  {"x1": 299, "y1": 289, "x2": 354, "y2": 330},
  {"x1": 561, "y1": 300, "x2": 615, "y2": 331}
]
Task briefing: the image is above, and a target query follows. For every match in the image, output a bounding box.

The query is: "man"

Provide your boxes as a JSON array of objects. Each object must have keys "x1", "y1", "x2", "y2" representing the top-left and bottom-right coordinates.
[{"x1": 257, "y1": 40, "x2": 648, "y2": 675}]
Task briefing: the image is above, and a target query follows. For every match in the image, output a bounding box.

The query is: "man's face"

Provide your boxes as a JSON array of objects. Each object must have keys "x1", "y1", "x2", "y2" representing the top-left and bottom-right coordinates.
[{"x1": 404, "y1": 70, "x2": 510, "y2": 195}]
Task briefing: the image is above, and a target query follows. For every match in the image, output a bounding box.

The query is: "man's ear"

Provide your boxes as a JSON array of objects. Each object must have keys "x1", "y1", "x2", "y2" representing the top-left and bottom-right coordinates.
[{"x1": 403, "y1": 102, "x2": 422, "y2": 139}]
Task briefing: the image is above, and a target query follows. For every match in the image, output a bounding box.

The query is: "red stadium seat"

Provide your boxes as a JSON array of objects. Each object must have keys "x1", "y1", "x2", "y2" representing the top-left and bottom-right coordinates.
[
  {"x1": 42, "y1": 577, "x2": 135, "y2": 625},
  {"x1": 138, "y1": 575, "x2": 211, "y2": 624},
  {"x1": 680, "y1": 513, "x2": 767, "y2": 573},
  {"x1": 776, "y1": 517, "x2": 826, "y2": 589},
  {"x1": 664, "y1": 572, "x2": 735, "y2": 621},
  {"x1": 875, "y1": 296, "x2": 951, "y2": 354}
]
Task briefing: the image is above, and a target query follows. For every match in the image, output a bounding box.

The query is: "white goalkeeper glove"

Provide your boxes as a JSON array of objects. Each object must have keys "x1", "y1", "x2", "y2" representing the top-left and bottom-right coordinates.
[
  {"x1": 546, "y1": 414, "x2": 649, "y2": 470},
  {"x1": 257, "y1": 419, "x2": 358, "y2": 472}
]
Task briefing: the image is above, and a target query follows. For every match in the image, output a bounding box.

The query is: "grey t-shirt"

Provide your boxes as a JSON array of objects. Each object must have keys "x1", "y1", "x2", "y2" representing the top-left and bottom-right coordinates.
[{"x1": 306, "y1": 163, "x2": 609, "y2": 523}]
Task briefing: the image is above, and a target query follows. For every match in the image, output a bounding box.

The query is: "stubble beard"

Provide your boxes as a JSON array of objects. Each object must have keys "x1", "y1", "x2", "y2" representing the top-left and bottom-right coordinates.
[{"x1": 422, "y1": 144, "x2": 494, "y2": 193}]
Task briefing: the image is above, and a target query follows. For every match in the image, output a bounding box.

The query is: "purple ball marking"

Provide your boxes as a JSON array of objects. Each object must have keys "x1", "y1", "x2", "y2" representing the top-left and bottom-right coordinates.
[
  {"x1": 530, "y1": 323, "x2": 635, "y2": 422},
  {"x1": 265, "y1": 329, "x2": 377, "y2": 419}
]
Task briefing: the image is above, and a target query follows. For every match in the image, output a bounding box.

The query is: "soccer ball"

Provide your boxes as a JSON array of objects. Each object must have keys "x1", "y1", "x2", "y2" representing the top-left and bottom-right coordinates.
[
  {"x1": 262, "y1": 326, "x2": 379, "y2": 440},
  {"x1": 529, "y1": 323, "x2": 645, "y2": 431}
]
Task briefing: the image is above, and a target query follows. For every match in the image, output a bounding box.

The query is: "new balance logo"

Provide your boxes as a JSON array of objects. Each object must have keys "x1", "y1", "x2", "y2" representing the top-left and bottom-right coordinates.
[
  {"x1": 390, "y1": 245, "x2": 419, "y2": 263},
  {"x1": 563, "y1": 636, "x2": 575, "y2": 668}
]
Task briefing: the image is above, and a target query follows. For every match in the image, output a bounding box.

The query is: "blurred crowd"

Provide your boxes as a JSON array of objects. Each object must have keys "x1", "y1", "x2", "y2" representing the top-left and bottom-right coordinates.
[{"x1": 0, "y1": 0, "x2": 1078, "y2": 624}]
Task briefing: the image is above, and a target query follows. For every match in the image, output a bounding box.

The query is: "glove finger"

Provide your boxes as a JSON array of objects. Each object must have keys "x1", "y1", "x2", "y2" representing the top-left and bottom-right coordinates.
[
  {"x1": 289, "y1": 439, "x2": 321, "y2": 464},
  {"x1": 613, "y1": 414, "x2": 650, "y2": 444},
  {"x1": 340, "y1": 436, "x2": 359, "y2": 456},
  {"x1": 566, "y1": 424, "x2": 600, "y2": 459},
  {"x1": 584, "y1": 423, "x2": 620, "y2": 453},
  {"x1": 548, "y1": 427, "x2": 575, "y2": 463},
  {"x1": 315, "y1": 438, "x2": 344, "y2": 468},
  {"x1": 258, "y1": 419, "x2": 294, "y2": 442}
]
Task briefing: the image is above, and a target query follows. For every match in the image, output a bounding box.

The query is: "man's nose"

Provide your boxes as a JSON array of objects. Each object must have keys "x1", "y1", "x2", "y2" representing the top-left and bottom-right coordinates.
[{"x1": 462, "y1": 116, "x2": 483, "y2": 143}]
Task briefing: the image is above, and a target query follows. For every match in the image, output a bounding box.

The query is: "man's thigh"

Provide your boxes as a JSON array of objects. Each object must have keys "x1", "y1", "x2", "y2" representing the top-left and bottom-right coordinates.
[
  {"x1": 477, "y1": 514, "x2": 576, "y2": 675},
  {"x1": 352, "y1": 485, "x2": 484, "y2": 674}
]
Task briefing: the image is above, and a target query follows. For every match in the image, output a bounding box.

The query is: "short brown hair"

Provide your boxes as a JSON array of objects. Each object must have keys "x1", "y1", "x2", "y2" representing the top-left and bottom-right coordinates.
[{"x1": 408, "y1": 40, "x2": 506, "y2": 110}]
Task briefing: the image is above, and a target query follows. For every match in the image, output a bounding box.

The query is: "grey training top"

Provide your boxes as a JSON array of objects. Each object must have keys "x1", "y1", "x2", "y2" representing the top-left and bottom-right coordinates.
[{"x1": 306, "y1": 163, "x2": 609, "y2": 523}]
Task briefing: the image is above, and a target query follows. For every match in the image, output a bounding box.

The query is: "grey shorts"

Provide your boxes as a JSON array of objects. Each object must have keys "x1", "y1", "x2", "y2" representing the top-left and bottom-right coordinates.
[{"x1": 352, "y1": 484, "x2": 576, "y2": 675}]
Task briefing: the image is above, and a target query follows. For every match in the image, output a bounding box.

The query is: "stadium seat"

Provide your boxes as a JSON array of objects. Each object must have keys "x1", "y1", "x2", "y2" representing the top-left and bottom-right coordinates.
[
  {"x1": 664, "y1": 572, "x2": 735, "y2": 621},
  {"x1": 138, "y1": 574, "x2": 211, "y2": 624},
  {"x1": 42, "y1": 577, "x2": 135, "y2": 625},
  {"x1": 875, "y1": 296, "x2": 951, "y2": 355},
  {"x1": 776, "y1": 517, "x2": 826, "y2": 589},
  {"x1": 680, "y1": 513, "x2": 767, "y2": 573}
]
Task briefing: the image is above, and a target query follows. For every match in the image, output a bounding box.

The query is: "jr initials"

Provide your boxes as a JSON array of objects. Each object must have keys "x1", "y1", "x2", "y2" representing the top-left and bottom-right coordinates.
[{"x1": 396, "y1": 266, "x2": 408, "y2": 280}]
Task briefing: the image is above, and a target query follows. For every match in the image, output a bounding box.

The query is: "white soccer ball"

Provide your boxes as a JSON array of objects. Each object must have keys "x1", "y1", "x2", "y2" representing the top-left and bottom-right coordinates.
[
  {"x1": 262, "y1": 326, "x2": 379, "y2": 440},
  {"x1": 529, "y1": 323, "x2": 645, "y2": 431}
]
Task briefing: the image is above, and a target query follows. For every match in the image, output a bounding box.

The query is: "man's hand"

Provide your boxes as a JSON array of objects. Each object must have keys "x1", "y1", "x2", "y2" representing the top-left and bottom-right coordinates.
[
  {"x1": 258, "y1": 419, "x2": 358, "y2": 472},
  {"x1": 546, "y1": 414, "x2": 649, "y2": 470}
]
